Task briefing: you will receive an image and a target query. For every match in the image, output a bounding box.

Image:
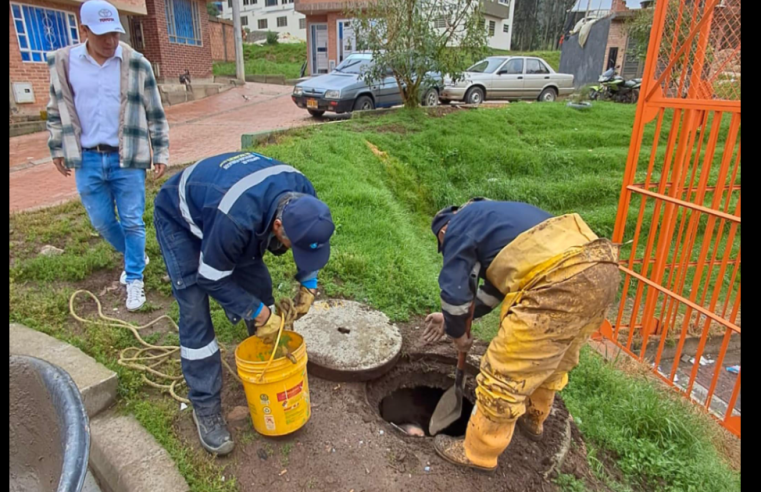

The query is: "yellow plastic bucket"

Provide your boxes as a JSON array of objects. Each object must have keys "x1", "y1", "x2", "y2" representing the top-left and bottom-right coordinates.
[{"x1": 234, "y1": 331, "x2": 311, "y2": 436}]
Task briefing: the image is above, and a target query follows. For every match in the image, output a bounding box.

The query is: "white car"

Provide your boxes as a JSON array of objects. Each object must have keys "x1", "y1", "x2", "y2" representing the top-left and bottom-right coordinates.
[{"x1": 440, "y1": 56, "x2": 575, "y2": 105}]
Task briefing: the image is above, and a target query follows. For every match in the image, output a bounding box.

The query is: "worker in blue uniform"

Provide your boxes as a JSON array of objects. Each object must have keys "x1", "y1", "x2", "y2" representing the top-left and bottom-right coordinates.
[
  {"x1": 424, "y1": 198, "x2": 620, "y2": 472},
  {"x1": 154, "y1": 152, "x2": 335, "y2": 455}
]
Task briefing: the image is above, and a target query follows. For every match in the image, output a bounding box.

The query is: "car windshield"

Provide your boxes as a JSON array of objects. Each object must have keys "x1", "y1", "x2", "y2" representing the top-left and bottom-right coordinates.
[
  {"x1": 467, "y1": 58, "x2": 505, "y2": 74},
  {"x1": 334, "y1": 55, "x2": 373, "y2": 74}
]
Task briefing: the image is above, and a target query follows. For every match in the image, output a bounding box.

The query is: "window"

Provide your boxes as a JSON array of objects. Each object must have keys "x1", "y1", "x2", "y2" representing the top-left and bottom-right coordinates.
[
  {"x1": 265, "y1": 0, "x2": 277, "y2": 6},
  {"x1": 277, "y1": 16, "x2": 287, "y2": 27},
  {"x1": 334, "y1": 54, "x2": 373, "y2": 75},
  {"x1": 282, "y1": 0, "x2": 293, "y2": 4},
  {"x1": 11, "y1": 3, "x2": 80, "y2": 63},
  {"x1": 488, "y1": 20, "x2": 496, "y2": 37},
  {"x1": 467, "y1": 58, "x2": 504, "y2": 74},
  {"x1": 503, "y1": 23, "x2": 510, "y2": 33},
  {"x1": 299, "y1": 18, "x2": 306, "y2": 30},
  {"x1": 526, "y1": 59, "x2": 549, "y2": 74},
  {"x1": 258, "y1": 18, "x2": 268, "y2": 29},
  {"x1": 434, "y1": 16, "x2": 446, "y2": 29},
  {"x1": 241, "y1": 16, "x2": 248, "y2": 26},
  {"x1": 165, "y1": 0, "x2": 203, "y2": 46},
  {"x1": 607, "y1": 47, "x2": 619, "y2": 71},
  {"x1": 228, "y1": 0, "x2": 232, "y2": 8},
  {"x1": 243, "y1": 0, "x2": 251, "y2": 5},
  {"x1": 502, "y1": 58, "x2": 523, "y2": 74},
  {"x1": 498, "y1": 0, "x2": 509, "y2": 5}
]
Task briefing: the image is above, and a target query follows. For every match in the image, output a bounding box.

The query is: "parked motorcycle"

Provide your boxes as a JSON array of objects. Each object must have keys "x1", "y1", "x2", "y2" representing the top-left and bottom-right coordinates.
[{"x1": 589, "y1": 68, "x2": 642, "y2": 103}]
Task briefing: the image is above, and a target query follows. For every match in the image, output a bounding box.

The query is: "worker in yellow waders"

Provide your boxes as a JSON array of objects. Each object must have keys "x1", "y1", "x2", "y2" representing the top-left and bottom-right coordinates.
[{"x1": 423, "y1": 199, "x2": 620, "y2": 472}]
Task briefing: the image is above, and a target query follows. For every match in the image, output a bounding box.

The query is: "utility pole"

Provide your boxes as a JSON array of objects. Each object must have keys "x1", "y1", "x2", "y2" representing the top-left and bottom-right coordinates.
[{"x1": 231, "y1": 0, "x2": 245, "y2": 82}]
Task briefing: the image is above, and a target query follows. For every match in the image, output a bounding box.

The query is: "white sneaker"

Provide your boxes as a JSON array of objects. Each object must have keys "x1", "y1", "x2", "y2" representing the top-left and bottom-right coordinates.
[
  {"x1": 126, "y1": 280, "x2": 146, "y2": 311},
  {"x1": 120, "y1": 255, "x2": 150, "y2": 285}
]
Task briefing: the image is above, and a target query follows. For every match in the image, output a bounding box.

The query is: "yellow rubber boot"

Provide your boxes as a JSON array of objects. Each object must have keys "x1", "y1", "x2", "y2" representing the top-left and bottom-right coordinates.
[
  {"x1": 434, "y1": 405, "x2": 516, "y2": 472},
  {"x1": 518, "y1": 387, "x2": 556, "y2": 442}
]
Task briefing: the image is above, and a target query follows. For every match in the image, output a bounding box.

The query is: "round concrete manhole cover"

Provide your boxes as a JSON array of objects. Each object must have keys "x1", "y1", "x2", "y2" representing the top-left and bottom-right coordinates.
[{"x1": 293, "y1": 300, "x2": 403, "y2": 382}]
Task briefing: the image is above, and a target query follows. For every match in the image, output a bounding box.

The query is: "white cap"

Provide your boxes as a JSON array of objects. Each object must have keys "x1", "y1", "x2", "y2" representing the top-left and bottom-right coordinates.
[{"x1": 80, "y1": 0, "x2": 125, "y2": 35}]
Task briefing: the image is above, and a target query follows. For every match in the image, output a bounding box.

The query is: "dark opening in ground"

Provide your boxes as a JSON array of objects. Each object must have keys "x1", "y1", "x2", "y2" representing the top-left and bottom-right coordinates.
[{"x1": 379, "y1": 386, "x2": 474, "y2": 437}]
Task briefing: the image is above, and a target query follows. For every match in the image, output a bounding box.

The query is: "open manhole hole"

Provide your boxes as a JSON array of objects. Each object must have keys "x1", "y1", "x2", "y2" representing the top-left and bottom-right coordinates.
[{"x1": 366, "y1": 355, "x2": 478, "y2": 437}]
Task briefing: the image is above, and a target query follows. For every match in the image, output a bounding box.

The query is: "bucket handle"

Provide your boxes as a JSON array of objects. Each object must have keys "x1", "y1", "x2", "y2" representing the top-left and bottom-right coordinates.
[{"x1": 254, "y1": 312, "x2": 287, "y2": 383}]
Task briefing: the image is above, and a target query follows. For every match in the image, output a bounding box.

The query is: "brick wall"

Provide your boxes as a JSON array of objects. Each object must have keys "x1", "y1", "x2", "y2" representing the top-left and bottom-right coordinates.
[
  {"x1": 142, "y1": 0, "x2": 213, "y2": 82},
  {"x1": 611, "y1": 0, "x2": 629, "y2": 13},
  {"x1": 606, "y1": 20, "x2": 628, "y2": 71},
  {"x1": 209, "y1": 17, "x2": 235, "y2": 62},
  {"x1": 9, "y1": 0, "x2": 83, "y2": 114}
]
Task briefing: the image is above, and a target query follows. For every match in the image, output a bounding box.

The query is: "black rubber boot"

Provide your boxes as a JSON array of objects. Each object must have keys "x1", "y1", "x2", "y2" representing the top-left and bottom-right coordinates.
[{"x1": 192, "y1": 410, "x2": 234, "y2": 456}]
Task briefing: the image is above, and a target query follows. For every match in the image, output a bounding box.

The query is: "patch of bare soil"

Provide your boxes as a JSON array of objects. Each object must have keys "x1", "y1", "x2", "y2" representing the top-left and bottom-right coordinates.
[{"x1": 171, "y1": 324, "x2": 611, "y2": 492}]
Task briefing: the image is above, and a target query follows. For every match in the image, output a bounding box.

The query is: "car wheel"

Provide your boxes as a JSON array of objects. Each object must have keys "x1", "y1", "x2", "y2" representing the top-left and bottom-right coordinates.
[
  {"x1": 422, "y1": 88, "x2": 439, "y2": 107},
  {"x1": 465, "y1": 87, "x2": 484, "y2": 105},
  {"x1": 353, "y1": 95, "x2": 375, "y2": 112},
  {"x1": 307, "y1": 109, "x2": 325, "y2": 118},
  {"x1": 539, "y1": 88, "x2": 558, "y2": 102}
]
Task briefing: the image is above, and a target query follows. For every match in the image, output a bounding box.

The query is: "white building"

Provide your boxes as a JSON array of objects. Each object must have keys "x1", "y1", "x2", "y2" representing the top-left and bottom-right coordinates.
[
  {"x1": 220, "y1": 0, "x2": 307, "y2": 41},
  {"x1": 483, "y1": 0, "x2": 515, "y2": 51}
]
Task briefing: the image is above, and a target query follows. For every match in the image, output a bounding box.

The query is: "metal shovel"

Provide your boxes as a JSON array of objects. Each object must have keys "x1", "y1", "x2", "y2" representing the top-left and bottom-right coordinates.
[{"x1": 429, "y1": 305, "x2": 474, "y2": 436}]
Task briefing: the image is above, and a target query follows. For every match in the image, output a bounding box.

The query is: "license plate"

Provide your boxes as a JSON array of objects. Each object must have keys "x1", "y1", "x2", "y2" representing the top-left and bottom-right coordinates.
[{"x1": 307, "y1": 99, "x2": 318, "y2": 109}]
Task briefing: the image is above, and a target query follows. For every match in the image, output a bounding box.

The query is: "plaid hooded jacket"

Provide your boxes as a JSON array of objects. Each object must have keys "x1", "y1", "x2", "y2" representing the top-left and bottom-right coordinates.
[{"x1": 46, "y1": 41, "x2": 169, "y2": 169}]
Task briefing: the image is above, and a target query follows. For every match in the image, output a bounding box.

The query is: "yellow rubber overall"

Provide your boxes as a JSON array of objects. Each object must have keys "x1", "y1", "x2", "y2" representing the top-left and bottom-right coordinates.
[{"x1": 462, "y1": 214, "x2": 620, "y2": 468}]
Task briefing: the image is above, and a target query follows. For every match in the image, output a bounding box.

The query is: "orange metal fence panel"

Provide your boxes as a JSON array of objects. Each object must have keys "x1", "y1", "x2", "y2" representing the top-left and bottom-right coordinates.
[{"x1": 607, "y1": 0, "x2": 741, "y2": 437}]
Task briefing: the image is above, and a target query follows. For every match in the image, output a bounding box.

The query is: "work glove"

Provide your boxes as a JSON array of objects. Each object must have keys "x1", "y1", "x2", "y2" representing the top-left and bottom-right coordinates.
[
  {"x1": 255, "y1": 310, "x2": 283, "y2": 344},
  {"x1": 422, "y1": 312, "x2": 446, "y2": 344},
  {"x1": 293, "y1": 285, "x2": 317, "y2": 321}
]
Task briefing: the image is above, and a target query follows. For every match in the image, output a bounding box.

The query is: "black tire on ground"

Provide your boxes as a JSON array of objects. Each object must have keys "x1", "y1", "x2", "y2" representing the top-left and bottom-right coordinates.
[
  {"x1": 539, "y1": 87, "x2": 558, "y2": 102},
  {"x1": 422, "y1": 88, "x2": 439, "y2": 107},
  {"x1": 354, "y1": 95, "x2": 375, "y2": 112},
  {"x1": 308, "y1": 109, "x2": 325, "y2": 118},
  {"x1": 631, "y1": 89, "x2": 640, "y2": 104},
  {"x1": 465, "y1": 87, "x2": 485, "y2": 105},
  {"x1": 588, "y1": 89, "x2": 599, "y2": 101}
]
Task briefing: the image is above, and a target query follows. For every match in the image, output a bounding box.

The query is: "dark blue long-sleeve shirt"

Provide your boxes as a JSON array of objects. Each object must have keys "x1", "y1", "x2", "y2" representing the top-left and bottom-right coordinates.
[
  {"x1": 154, "y1": 152, "x2": 319, "y2": 323},
  {"x1": 439, "y1": 201, "x2": 553, "y2": 338}
]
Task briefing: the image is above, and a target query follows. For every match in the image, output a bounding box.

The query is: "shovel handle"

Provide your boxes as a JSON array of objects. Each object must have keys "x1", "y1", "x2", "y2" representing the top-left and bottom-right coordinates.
[{"x1": 456, "y1": 302, "x2": 475, "y2": 371}]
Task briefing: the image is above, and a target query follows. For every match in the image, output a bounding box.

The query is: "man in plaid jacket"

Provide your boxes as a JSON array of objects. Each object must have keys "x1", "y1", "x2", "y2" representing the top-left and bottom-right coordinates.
[{"x1": 46, "y1": 0, "x2": 169, "y2": 311}]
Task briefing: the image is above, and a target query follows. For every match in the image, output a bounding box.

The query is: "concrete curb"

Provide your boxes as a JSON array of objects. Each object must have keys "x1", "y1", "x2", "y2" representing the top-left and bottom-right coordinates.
[
  {"x1": 9, "y1": 324, "x2": 190, "y2": 492},
  {"x1": 89, "y1": 411, "x2": 190, "y2": 492},
  {"x1": 10, "y1": 323, "x2": 117, "y2": 417}
]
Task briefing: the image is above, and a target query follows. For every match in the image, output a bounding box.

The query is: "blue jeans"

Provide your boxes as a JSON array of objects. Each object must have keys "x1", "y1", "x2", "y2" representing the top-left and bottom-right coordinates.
[
  {"x1": 154, "y1": 211, "x2": 275, "y2": 416},
  {"x1": 75, "y1": 150, "x2": 146, "y2": 282}
]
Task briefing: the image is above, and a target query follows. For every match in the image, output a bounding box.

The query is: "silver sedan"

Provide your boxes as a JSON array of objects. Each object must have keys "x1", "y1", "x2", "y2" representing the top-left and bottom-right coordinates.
[{"x1": 440, "y1": 56, "x2": 574, "y2": 105}]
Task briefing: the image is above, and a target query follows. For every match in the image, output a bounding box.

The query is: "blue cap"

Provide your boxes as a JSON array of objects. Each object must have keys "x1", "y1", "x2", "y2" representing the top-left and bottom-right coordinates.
[
  {"x1": 432, "y1": 205, "x2": 458, "y2": 253},
  {"x1": 282, "y1": 196, "x2": 335, "y2": 272}
]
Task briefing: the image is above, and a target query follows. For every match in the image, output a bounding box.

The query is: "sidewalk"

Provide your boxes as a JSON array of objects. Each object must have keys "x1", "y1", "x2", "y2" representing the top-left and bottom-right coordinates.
[{"x1": 9, "y1": 83, "x2": 315, "y2": 213}]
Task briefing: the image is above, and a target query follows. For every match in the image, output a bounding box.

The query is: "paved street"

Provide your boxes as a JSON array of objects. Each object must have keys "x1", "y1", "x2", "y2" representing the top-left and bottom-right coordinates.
[{"x1": 9, "y1": 83, "x2": 316, "y2": 213}]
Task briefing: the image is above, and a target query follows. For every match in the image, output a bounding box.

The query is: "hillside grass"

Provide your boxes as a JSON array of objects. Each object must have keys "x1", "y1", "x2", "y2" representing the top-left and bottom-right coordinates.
[{"x1": 9, "y1": 102, "x2": 740, "y2": 491}]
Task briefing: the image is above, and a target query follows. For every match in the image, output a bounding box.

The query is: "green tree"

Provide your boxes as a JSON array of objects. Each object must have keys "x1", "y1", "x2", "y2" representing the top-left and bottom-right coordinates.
[
  {"x1": 206, "y1": 2, "x2": 220, "y2": 19},
  {"x1": 350, "y1": 0, "x2": 488, "y2": 109}
]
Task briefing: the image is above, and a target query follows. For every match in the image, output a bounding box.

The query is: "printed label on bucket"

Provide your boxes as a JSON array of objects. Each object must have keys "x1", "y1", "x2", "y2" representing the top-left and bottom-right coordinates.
[
  {"x1": 277, "y1": 382, "x2": 304, "y2": 402},
  {"x1": 264, "y1": 415, "x2": 276, "y2": 431},
  {"x1": 283, "y1": 401, "x2": 309, "y2": 426}
]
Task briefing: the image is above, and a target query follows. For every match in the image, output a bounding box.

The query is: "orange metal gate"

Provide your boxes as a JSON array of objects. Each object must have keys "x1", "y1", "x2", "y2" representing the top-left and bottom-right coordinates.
[{"x1": 603, "y1": 0, "x2": 741, "y2": 437}]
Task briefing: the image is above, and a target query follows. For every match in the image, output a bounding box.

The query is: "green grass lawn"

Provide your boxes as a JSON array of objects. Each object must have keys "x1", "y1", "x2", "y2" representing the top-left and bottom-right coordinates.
[
  {"x1": 213, "y1": 42, "x2": 306, "y2": 79},
  {"x1": 9, "y1": 103, "x2": 740, "y2": 491}
]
